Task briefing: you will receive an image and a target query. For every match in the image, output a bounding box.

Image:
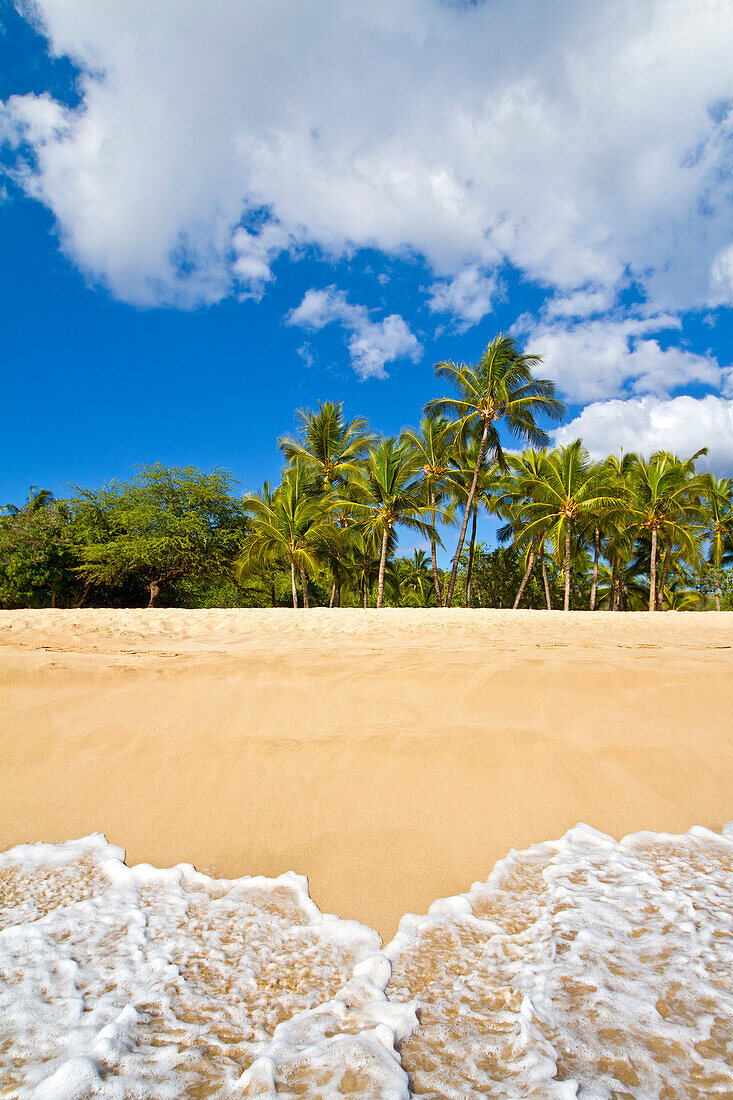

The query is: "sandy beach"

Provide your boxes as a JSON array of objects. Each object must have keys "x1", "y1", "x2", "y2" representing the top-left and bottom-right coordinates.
[{"x1": 1, "y1": 608, "x2": 731, "y2": 940}]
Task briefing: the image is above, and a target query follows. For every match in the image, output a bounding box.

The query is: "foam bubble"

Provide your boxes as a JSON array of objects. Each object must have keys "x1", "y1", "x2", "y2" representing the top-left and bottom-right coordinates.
[{"x1": 0, "y1": 837, "x2": 414, "y2": 1098}]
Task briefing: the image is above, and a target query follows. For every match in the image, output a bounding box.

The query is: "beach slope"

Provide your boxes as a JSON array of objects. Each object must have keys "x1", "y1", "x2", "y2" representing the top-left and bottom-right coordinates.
[{"x1": 1, "y1": 608, "x2": 731, "y2": 939}]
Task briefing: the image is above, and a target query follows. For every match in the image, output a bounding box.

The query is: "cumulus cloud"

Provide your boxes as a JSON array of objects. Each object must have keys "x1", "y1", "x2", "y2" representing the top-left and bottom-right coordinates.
[
  {"x1": 555, "y1": 395, "x2": 733, "y2": 471},
  {"x1": 514, "y1": 313, "x2": 725, "y2": 403},
  {"x1": 3, "y1": 0, "x2": 733, "y2": 315},
  {"x1": 231, "y1": 221, "x2": 295, "y2": 300},
  {"x1": 287, "y1": 287, "x2": 421, "y2": 379},
  {"x1": 428, "y1": 266, "x2": 498, "y2": 331}
]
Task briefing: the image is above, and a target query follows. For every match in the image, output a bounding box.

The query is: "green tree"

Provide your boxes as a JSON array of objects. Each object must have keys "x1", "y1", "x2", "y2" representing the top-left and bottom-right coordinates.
[
  {"x1": 702, "y1": 473, "x2": 733, "y2": 611},
  {"x1": 425, "y1": 334, "x2": 564, "y2": 607},
  {"x1": 517, "y1": 441, "x2": 618, "y2": 610},
  {"x1": 278, "y1": 401, "x2": 374, "y2": 488},
  {"x1": 0, "y1": 489, "x2": 79, "y2": 608},
  {"x1": 401, "y1": 415, "x2": 456, "y2": 606},
  {"x1": 627, "y1": 452, "x2": 705, "y2": 611},
  {"x1": 348, "y1": 438, "x2": 438, "y2": 608},
  {"x1": 238, "y1": 464, "x2": 339, "y2": 608},
  {"x1": 77, "y1": 465, "x2": 247, "y2": 607},
  {"x1": 497, "y1": 450, "x2": 554, "y2": 609}
]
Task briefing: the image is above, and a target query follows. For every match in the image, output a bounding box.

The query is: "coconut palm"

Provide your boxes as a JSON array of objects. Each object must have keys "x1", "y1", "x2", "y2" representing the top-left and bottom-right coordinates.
[
  {"x1": 401, "y1": 415, "x2": 456, "y2": 606},
  {"x1": 398, "y1": 549, "x2": 436, "y2": 607},
  {"x1": 344, "y1": 526, "x2": 397, "y2": 608},
  {"x1": 627, "y1": 451, "x2": 706, "y2": 611},
  {"x1": 516, "y1": 440, "x2": 619, "y2": 610},
  {"x1": 702, "y1": 473, "x2": 733, "y2": 611},
  {"x1": 348, "y1": 438, "x2": 439, "y2": 608},
  {"x1": 237, "y1": 465, "x2": 339, "y2": 608},
  {"x1": 278, "y1": 401, "x2": 374, "y2": 488},
  {"x1": 425, "y1": 334, "x2": 564, "y2": 607},
  {"x1": 449, "y1": 436, "x2": 497, "y2": 607},
  {"x1": 497, "y1": 449, "x2": 553, "y2": 609}
]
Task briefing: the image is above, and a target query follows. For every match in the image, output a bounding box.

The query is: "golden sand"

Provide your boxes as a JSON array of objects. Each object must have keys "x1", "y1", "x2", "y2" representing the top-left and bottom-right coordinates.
[{"x1": 1, "y1": 608, "x2": 732, "y2": 941}]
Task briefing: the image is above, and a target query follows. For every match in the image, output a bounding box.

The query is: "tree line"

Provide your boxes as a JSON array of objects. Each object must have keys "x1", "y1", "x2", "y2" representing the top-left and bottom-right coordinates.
[{"x1": 2, "y1": 336, "x2": 732, "y2": 611}]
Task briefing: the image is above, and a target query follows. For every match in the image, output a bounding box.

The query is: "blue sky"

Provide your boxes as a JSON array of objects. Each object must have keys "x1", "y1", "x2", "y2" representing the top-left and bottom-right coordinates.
[{"x1": 3, "y1": 0, "x2": 733, "y2": 557}]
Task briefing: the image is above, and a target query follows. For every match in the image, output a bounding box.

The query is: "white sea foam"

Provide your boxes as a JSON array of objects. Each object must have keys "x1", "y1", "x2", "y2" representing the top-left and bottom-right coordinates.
[
  {"x1": 0, "y1": 836, "x2": 415, "y2": 1098},
  {"x1": 1, "y1": 826, "x2": 732, "y2": 1097},
  {"x1": 386, "y1": 823, "x2": 733, "y2": 1098}
]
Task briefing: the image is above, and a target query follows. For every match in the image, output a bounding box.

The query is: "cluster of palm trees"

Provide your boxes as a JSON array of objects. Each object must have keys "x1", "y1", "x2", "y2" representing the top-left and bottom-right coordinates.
[{"x1": 236, "y1": 335, "x2": 733, "y2": 611}]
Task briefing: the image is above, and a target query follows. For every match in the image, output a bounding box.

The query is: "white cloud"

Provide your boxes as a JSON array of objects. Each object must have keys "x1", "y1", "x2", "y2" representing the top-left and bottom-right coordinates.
[
  {"x1": 515, "y1": 313, "x2": 725, "y2": 403},
  {"x1": 428, "y1": 266, "x2": 497, "y2": 331},
  {"x1": 3, "y1": 0, "x2": 733, "y2": 315},
  {"x1": 555, "y1": 394, "x2": 733, "y2": 471},
  {"x1": 544, "y1": 287, "x2": 615, "y2": 320},
  {"x1": 287, "y1": 287, "x2": 421, "y2": 379},
  {"x1": 231, "y1": 221, "x2": 295, "y2": 300}
]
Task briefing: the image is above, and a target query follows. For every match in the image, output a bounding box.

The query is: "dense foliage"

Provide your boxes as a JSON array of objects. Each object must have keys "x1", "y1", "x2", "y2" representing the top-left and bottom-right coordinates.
[{"x1": 2, "y1": 336, "x2": 732, "y2": 610}]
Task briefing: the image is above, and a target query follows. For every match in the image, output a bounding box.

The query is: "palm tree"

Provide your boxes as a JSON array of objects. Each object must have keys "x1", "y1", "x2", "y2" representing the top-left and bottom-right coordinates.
[
  {"x1": 425, "y1": 334, "x2": 564, "y2": 607},
  {"x1": 448, "y1": 436, "x2": 496, "y2": 607},
  {"x1": 401, "y1": 415, "x2": 456, "y2": 606},
  {"x1": 702, "y1": 473, "x2": 733, "y2": 611},
  {"x1": 627, "y1": 451, "x2": 706, "y2": 611},
  {"x1": 278, "y1": 400, "x2": 375, "y2": 488},
  {"x1": 344, "y1": 526, "x2": 396, "y2": 608},
  {"x1": 517, "y1": 441, "x2": 619, "y2": 610},
  {"x1": 279, "y1": 400, "x2": 374, "y2": 607},
  {"x1": 348, "y1": 438, "x2": 439, "y2": 608},
  {"x1": 237, "y1": 465, "x2": 338, "y2": 608},
  {"x1": 497, "y1": 449, "x2": 552, "y2": 609},
  {"x1": 598, "y1": 451, "x2": 638, "y2": 611},
  {"x1": 398, "y1": 549, "x2": 436, "y2": 607}
]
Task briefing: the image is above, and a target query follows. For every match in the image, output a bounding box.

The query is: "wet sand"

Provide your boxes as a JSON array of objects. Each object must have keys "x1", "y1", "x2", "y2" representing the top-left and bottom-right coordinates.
[{"x1": 1, "y1": 608, "x2": 731, "y2": 941}]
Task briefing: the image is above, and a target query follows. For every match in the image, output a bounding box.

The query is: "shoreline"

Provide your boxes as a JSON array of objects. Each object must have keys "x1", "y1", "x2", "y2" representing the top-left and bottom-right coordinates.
[{"x1": 2, "y1": 608, "x2": 732, "y2": 940}]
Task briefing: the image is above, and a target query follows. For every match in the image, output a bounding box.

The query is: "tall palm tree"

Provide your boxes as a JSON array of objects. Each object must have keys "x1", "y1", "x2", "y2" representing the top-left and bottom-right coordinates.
[
  {"x1": 702, "y1": 473, "x2": 733, "y2": 611},
  {"x1": 237, "y1": 465, "x2": 338, "y2": 608},
  {"x1": 497, "y1": 449, "x2": 553, "y2": 609},
  {"x1": 448, "y1": 436, "x2": 496, "y2": 607},
  {"x1": 425, "y1": 334, "x2": 564, "y2": 607},
  {"x1": 348, "y1": 438, "x2": 438, "y2": 608},
  {"x1": 344, "y1": 526, "x2": 396, "y2": 608},
  {"x1": 279, "y1": 401, "x2": 374, "y2": 606},
  {"x1": 627, "y1": 451, "x2": 705, "y2": 611},
  {"x1": 278, "y1": 400, "x2": 375, "y2": 488},
  {"x1": 598, "y1": 451, "x2": 638, "y2": 611},
  {"x1": 401, "y1": 415, "x2": 456, "y2": 606},
  {"x1": 517, "y1": 441, "x2": 619, "y2": 610}
]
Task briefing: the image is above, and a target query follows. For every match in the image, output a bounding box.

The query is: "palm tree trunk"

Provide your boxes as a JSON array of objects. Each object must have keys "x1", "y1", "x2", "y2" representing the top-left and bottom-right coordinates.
[
  {"x1": 445, "y1": 420, "x2": 490, "y2": 607},
  {"x1": 147, "y1": 579, "x2": 160, "y2": 608},
  {"x1": 563, "y1": 525, "x2": 571, "y2": 611},
  {"x1": 715, "y1": 572, "x2": 721, "y2": 612},
  {"x1": 377, "y1": 528, "x2": 390, "y2": 608},
  {"x1": 541, "y1": 544, "x2": 552, "y2": 610},
  {"x1": 299, "y1": 564, "x2": 310, "y2": 609},
  {"x1": 290, "y1": 560, "x2": 298, "y2": 609},
  {"x1": 270, "y1": 580, "x2": 276, "y2": 607},
  {"x1": 610, "y1": 556, "x2": 617, "y2": 611},
  {"x1": 329, "y1": 581, "x2": 337, "y2": 608},
  {"x1": 513, "y1": 535, "x2": 537, "y2": 609},
  {"x1": 363, "y1": 580, "x2": 368, "y2": 609},
  {"x1": 590, "y1": 527, "x2": 600, "y2": 611},
  {"x1": 430, "y1": 490, "x2": 442, "y2": 607},
  {"x1": 658, "y1": 544, "x2": 671, "y2": 611},
  {"x1": 465, "y1": 505, "x2": 478, "y2": 608},
  {"x1": 648, "y1": 527, "x2": 658, "y2": 612}
]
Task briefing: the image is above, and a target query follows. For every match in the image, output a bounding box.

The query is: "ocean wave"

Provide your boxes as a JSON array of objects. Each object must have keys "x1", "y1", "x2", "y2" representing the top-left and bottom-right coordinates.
[{"x1": 1, "y1": 824, "x2": 732, "y2": 1097}]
